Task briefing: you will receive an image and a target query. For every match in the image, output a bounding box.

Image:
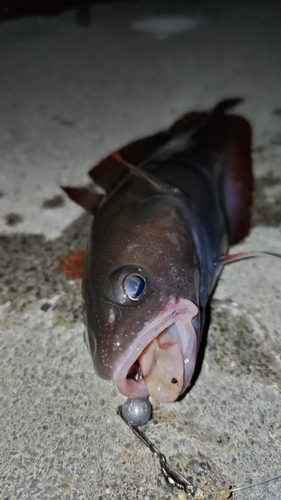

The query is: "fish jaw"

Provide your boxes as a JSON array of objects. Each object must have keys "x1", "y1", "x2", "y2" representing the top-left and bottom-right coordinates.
[{"x1": 112, "y1": 296, "x2": 198, "y2": 403}]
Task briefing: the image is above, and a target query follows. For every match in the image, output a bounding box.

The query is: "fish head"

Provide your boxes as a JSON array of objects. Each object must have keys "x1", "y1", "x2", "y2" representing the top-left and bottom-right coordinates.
[{"x1": 83, "y1": 178, "x2": 200, "y2": 403}]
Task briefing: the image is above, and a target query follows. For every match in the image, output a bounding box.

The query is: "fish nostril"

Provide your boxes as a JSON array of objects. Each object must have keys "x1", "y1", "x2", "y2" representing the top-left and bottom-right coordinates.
[{"x1": 171, "y1": 378, "x2": 178, "y2": 384}]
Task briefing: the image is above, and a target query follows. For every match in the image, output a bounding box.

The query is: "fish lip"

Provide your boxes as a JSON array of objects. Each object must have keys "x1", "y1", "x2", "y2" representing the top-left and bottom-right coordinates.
[{"x1": 112, "y1": 296, "x2": 198, "y2": 401}]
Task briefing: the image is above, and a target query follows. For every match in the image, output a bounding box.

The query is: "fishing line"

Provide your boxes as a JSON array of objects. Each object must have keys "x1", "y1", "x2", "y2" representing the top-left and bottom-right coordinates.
[
  {"x1": 116, "y1": 404, "x2": 203, "y2": 497},
  {"x1": 212, "y1": 284, "x2": 281, "y2": 496},
  {"x1": 117, "y1": 400, "x2": 281, "y2": 498},
  {"x1": 229, "y1": 474, "x2": 281, "y2": 494},
  {"x1": 116, "y1": 251, "x2": 281, "y2": 497}
]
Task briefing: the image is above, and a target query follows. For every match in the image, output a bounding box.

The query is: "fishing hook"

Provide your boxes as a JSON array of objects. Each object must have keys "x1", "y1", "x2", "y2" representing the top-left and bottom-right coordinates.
[{"x1": 117, "y1": 405, "x2": 204, "y2": 497}]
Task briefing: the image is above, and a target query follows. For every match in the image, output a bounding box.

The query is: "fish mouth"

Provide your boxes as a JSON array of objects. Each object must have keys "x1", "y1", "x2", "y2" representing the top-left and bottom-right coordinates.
[{"x1": 113, "y1": 297, "x2": 198, "y2": 403}]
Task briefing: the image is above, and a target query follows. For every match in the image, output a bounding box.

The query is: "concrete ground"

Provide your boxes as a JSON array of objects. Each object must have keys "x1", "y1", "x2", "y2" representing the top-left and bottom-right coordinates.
[{"x1": 1, "y1": 1, "x2": 281, "y2": 499}]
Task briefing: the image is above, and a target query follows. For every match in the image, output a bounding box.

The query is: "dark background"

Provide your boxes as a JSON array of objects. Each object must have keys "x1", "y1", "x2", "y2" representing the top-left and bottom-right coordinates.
[{"x1": 0, "y1": 0, "x2": 124, "y2": 21}]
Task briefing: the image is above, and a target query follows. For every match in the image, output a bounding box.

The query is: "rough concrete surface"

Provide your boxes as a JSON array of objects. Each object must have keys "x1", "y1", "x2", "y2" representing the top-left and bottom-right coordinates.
[{"x1": 0, "y1": 1, "x2": 281, "y2": 499}]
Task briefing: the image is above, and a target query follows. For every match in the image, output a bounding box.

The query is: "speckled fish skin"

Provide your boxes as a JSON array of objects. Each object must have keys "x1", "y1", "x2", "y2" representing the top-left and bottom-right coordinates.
[
  {"x1": 66, "y1": 99, "x2": 253, "y2": 402},
  {"x1": 84, "y1": 180, "x2": 201, "y2": 378}
]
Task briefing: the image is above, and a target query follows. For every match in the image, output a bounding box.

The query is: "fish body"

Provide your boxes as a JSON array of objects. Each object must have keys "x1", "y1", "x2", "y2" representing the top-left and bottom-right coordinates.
[{"x1": 64, "y1": 99, "x2": 253, "y2": 403}]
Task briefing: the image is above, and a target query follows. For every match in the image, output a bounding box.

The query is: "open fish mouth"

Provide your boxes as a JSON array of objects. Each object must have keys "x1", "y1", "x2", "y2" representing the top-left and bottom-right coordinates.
[{"x1": 113, "y1": 297, "x2": 198, "y2": 403}]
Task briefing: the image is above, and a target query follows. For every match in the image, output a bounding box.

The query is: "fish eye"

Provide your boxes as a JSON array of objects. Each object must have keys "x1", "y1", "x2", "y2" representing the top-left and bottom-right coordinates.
[
  {"x1": 123, "y1": 273, "x2": 146, "y2": 301},
  {"x1": 103, "y1": 266, "x2": 148, "y2": 306}
]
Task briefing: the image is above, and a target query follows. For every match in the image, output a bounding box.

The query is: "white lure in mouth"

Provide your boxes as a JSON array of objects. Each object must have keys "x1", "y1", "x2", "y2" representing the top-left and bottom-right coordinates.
[
  {"x1": 113, "y1": 297, "x2": 198, "y2": 403},
  {"x1": 138, "y1": 322, "x2": 184, "y2": 402}
]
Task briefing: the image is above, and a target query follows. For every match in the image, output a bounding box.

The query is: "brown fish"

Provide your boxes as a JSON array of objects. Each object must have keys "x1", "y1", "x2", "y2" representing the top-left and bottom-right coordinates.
[{"x1": 63, "y1": 99, "x2": 253, "y2": 403}]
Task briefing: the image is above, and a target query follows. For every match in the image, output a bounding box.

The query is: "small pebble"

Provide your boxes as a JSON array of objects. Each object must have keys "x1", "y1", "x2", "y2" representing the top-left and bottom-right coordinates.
[
  {"x1": 177, "y1": 493, "x2": 187, "y2": 500},
  {"x1": 217, "y1": 488, "x2": 232, "y2": 499},
  {"x1": 41, "y1": 302, "x2": 52, "y2": 312},
  {"x1": 122, "y1": 397, "x2": 152, "y2": 426}
]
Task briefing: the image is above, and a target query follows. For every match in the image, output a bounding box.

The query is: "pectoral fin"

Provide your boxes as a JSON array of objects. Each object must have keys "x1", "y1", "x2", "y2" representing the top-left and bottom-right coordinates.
[
  {"x1": 61, "y1": 187, "x2": 104, "y2": 213},
  {"x1": 218, "y1": 251, "x2": 281, "y2": 265}
]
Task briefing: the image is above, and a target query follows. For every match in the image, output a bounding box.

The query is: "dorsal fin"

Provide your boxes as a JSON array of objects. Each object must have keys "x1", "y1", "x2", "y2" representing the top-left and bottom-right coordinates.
[
  {"x1": 61, "y1": 187, "x2": 104, "y2": 213},
  {"x1": 88, "y1": 154, "x2": 128, "y2": 192},
  {"x1": 190, "y1": 98, "x2": 244, "y2": 154},
  {"x1": 169, "y1": 111, "x2": 203, "y2": 134}
]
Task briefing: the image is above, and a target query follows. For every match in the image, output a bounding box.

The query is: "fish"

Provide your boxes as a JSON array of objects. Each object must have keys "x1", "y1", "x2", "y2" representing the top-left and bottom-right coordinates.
[{"x1": 62, "y1": 98, "x2": 254, "y2": 404}]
